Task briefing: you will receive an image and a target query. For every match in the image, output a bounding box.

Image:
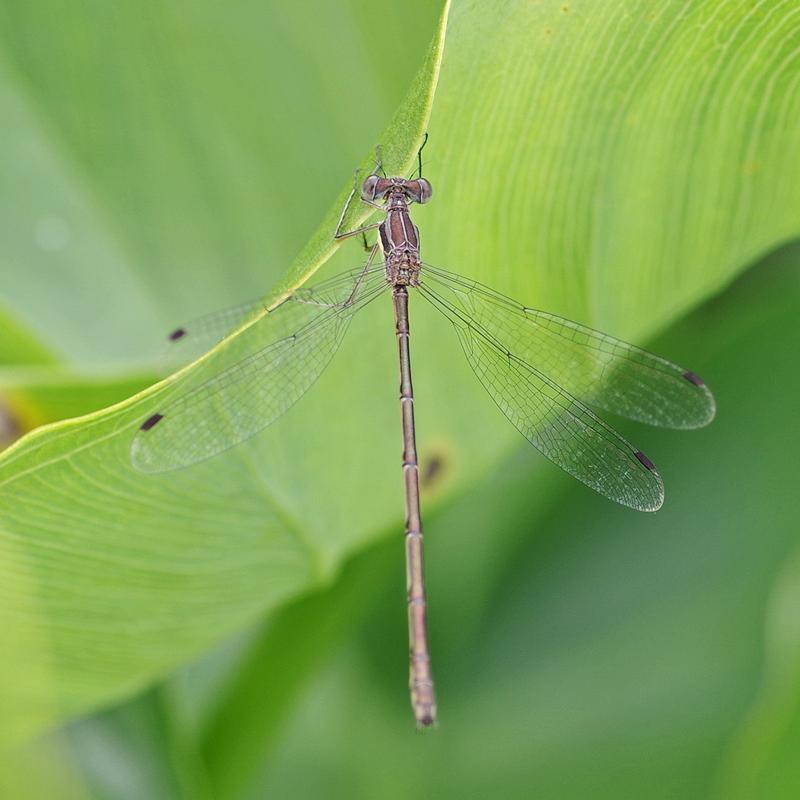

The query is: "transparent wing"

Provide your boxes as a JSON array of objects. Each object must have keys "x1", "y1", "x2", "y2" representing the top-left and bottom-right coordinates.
[
  {"x1": 161, "y1": 266, "x2": 383, "y2": 366},
  {"x1": 131, "y1": 268, "x2": 387, "y2": 473},
  {"x1": 423, "y1": 264, "x2": 715, "y2": 429},
  {"x1": 160, "y1": 299, "x2": 266, "y2": 366},
  {"x1": 419, "y1": 283, "x2": 664, "y2": 511}
]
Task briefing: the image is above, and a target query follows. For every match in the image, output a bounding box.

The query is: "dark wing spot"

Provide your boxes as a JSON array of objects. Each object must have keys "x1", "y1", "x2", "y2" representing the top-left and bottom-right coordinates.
[
  {"x1": 634, "y1": 450, "x2": 656, "y2": 471},
  {"x1": 140, "y1": 413, "x2": 164, "y2": 431},
  {"x1": 168, "y1": 327, "x2": 187, "y2": 341},
  {"x1": 682, "y1": 370, "x2": 705, "y2": 387}
]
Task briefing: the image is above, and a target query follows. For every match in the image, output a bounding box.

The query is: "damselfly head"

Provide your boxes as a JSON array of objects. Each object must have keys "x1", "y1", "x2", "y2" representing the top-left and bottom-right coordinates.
[{"x1": 361, "y1": 175, "x2": 433, "y2": 205}]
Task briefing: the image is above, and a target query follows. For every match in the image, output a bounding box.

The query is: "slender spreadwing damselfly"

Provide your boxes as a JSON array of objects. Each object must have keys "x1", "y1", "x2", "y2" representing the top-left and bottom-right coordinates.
[{"x1": 131, "y1": 141, "x2": 716, "y2": 728}]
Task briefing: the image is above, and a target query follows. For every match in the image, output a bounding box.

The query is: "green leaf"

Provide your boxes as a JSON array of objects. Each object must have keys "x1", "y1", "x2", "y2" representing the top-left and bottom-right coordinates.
[
  {"x1": 199, "y1": 536, "x2": 400, "y2": 799},
  {"x1": 0, "y1": 0, "x2": 450, "y2": 746},
  {"x1": 2, "y1": 0, "x2": 800, "y2": 752},
  {"x1": 247, "y1": 242, "x2": 800, "y2": 800},
  {"x1": 0, "y1": 308, "x2": 59, "y2": 444},
  {"x1": 0, "y1": 367, "x2": 154, "y2": 431},
  {"x1": 0, "y1": 307, "x2": 55, "y2": 367},
  {"x1": 714, "y1": 547, "x2": 800, "y2": 800}
]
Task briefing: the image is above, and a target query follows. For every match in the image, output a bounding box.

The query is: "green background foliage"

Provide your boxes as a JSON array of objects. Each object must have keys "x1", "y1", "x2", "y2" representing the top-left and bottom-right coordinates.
[{"x1": 1, "y1": 1, "x2": 799, "y2": 797}]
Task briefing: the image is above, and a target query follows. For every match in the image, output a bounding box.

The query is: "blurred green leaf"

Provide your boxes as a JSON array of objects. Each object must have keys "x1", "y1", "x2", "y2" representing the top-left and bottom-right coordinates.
[
  {"x1": 714, "y1": 546, "x2": 800, "y2": 800},
  {"x1": 0, "y1": 741, "x2": 89, "y2": 800},
  {"x1": 62, "y1": 686, "x2": 209, "y2": 800},
  {"x1": 2, "y1": 0, "x2": 800, "y2": 762},
  {"x1": 0, "y1": 307, "x2": 55, "y2": 367},
  {"x1": 0, "y1": 308, "x2": 57, "y2": 443},
  {"x1": 199, "y1": 535, "x2": 399, "y2": 798},
  {"x1": 250, "y1": 243, "x2": 800, "y2": 800},
  {"x1": 0, "y1": 0, "x2": 444, "y2": 363},
  {"x1": 0, "y1": 367, "x2": 154, "y2": 429}
]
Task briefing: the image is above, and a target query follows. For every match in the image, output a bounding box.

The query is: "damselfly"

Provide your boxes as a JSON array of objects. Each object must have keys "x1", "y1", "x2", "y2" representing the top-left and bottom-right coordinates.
[{"x1": 132, "y1": 142, "x2": 716, "y2": 727}]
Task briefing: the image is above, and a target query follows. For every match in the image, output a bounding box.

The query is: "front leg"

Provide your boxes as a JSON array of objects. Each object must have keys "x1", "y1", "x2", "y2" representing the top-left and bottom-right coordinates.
[{"x1": 333, "y1": 165, "x2": 385, "y2": 242}]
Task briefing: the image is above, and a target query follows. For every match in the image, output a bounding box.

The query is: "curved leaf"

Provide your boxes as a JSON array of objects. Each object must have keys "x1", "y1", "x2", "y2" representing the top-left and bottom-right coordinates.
[
  {"x1": 2, "y1": 0, "x2": 800, "y2": 747},
  {"x1": 0, "y1": 0, "x2": 450, "y2": 744}
]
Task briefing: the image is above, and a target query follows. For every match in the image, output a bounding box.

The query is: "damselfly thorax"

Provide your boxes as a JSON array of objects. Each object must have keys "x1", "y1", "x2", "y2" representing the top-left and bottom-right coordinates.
[{"x1": 360, "y1": 175, "x2": 432, "y2": 287}]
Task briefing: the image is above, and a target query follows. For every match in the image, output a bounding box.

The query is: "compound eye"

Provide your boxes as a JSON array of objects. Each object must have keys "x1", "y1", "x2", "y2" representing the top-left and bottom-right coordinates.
[
  {"x1": 416, "y1": 178, "x2": 432, "y2": 204},
  {"x1": 361, "y1": 174, "x2": 380, "y2": 202}
]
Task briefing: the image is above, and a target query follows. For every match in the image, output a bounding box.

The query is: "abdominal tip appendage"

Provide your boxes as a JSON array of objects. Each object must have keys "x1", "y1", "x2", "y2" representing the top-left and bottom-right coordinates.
[{"x1": 416, "y1": 712, "x2": 436, "y2": 729}]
